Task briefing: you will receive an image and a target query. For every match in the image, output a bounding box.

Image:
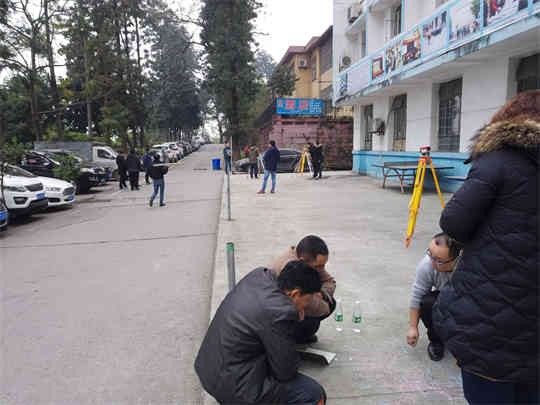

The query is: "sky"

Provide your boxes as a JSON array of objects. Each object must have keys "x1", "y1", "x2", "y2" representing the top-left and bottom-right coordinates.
[{"x1": 255, "y1": 0, "x2": 333, "y2": 64}]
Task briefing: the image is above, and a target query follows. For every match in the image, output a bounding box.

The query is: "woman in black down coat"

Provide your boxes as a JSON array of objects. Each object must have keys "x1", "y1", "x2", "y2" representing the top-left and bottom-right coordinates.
[{"x1": 433, "y1": 90, "x2": 539, "y2": 404}]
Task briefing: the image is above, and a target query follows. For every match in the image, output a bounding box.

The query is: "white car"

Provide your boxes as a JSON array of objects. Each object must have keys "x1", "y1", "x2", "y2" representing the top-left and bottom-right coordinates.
[
  {"x1": 38, "y1": 176, "x2": 76, "y2": 207},
  {"x1": 153, "y1": 144, "x2": 176, "y2": 163},
  {"x1": 1, "y1": 164, "x2": 48, "y2": 216}
]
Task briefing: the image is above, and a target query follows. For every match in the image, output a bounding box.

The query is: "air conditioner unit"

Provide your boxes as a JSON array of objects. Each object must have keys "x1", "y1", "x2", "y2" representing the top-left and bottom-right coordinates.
[
  {"x1": 347, "y1": 2, "x2": 364, "y2": 23},
  {"x1": 298, "y1": 59, "x2": 308, "y2": 68},
  {"x1": 340, "y1": 56, "x2": 352, "y2": 70},
  {"x1": 369, "y1": 118, "x2": 386, "y2": 135}
]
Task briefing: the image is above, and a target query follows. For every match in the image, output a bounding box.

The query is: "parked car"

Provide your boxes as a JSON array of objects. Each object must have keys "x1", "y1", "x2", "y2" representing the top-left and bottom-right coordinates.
[
  {"x1": 0, "y1": 199, "x2": 8, "y2": 232},
  {"x1": 165, "y1": 142, "x2": 183, "y2": 161},
  {"x1": 21, "y1": 151, "x2": 101, "y2": 194},
  {"x1": 149, "y1": 147, "x2": 167, "y2": 163},
  {"x1": 152, "y1": 144, "x2": 177, "y2": 163},
  {"x1": 0, "y1": 163, "x2": 48, "y2": 217},
  {"x1": 234, "y1": 148, "x2": 302, "y2": 173},
  {"x1": 41, "y1": 149, "x2": 110, "y2": 183},
  {"x1": 39, "y1": 176, "x2": 76, "y2": 207}
]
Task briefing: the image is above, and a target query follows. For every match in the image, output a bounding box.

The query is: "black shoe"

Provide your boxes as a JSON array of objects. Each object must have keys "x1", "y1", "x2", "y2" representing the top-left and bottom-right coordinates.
[
  {"x1": 296, "y1": 334, "x2": 318, "y2": 345},
  {"x1": 149, "y1": 199, "x2": 153, "y2": 207},
  {"x1": 160, "y1": 203, "x2": 166, "y2": 207},
  {"x1": 427, "y1": 342, "x2": 444, "y2": 361}
]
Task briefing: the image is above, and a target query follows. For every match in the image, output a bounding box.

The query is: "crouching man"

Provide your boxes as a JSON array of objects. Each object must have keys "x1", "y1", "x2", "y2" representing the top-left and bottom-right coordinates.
[
  {"x1": 195, "y1": 261, "x2": 326, "y2": 405},
  {"x1": 406, "y1": 232, "x2": 462, "y2": 361},
  {"x1": 270, "y1": 235, "x2": 336, "y2": 345}
]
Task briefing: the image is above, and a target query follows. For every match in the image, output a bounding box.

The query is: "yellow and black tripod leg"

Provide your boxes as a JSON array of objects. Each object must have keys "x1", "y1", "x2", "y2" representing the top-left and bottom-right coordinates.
[{"x1": 406, "y1": 158, "x2": 427, "y2": 247}]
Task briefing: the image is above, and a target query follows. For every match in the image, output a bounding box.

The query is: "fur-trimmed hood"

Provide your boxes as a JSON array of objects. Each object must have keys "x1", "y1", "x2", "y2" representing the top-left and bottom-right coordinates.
[{"x1": 469, "y1": 119, "x2": 540, "y2": 162}]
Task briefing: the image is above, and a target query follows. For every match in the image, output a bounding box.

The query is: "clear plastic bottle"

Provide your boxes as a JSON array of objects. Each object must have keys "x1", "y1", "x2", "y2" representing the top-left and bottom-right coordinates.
[
  {"x1": 352, "y1": 301, "x2": 362, "y2": 333},
  {"x1": 334, "y1": 298, "x2": 343, "y2": 332}
]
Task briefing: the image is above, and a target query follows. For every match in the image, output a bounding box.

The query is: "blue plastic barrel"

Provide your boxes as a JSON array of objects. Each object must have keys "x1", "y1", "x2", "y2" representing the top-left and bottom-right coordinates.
[{"x1": 212, "y1": 158, "x2": 221, "y2": 170}]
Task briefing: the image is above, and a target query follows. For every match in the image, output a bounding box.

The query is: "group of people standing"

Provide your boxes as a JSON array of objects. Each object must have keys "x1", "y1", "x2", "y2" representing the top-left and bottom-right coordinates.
[{"x1": 116, "y1": 149, "x2": 168, "y2": 206}]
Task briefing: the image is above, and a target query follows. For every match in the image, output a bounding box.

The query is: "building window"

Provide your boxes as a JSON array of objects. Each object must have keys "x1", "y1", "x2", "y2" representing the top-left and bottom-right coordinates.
[
  {"x1": 391, "y1": 4, "x2": 402, "y2": 38},
  {"x1": 320, "y1": 40, "x2": 332, "y2": 73},
  {"x1": 311, "y1": 55, "x2": 317, "y2": 81},
  {"x1": 517, "y1": 53, "x2": 539, "y2": 93},
  {"x1": 392, "y1": 95, "x2": 407, "y2": 152},
  {"x1": 438, "y1": 78, "x2": 462, "y2": 152},
  {"x1": 363, "y1": 105, "x2": 373, "y2": 151}
]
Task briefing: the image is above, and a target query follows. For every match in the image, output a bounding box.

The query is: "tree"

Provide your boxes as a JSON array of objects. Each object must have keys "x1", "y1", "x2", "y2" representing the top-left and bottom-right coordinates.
[
  {"x1": 268, "y1": 64, "x2": 297, "y2": 98},
  {"x1": 200, "y1": 0, "x2": 262, "y2": 152},
  {"x1": 254, "y1": 49, "x2": 276, "y2": 83}
]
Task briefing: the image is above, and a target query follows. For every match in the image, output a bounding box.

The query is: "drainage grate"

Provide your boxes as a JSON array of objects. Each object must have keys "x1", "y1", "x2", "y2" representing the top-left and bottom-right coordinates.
[{"x1": 78, "y1": 198, "x2": 113, "y2": 204}]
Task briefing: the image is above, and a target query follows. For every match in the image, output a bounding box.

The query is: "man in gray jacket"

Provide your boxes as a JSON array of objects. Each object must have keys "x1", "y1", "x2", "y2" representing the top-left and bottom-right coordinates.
[
  {"x1": 195, "y1": 261, "x2": 326, "y2": 405},
  {"x1": 406, "y1": 233, "x2": 462, "y2": 361}
]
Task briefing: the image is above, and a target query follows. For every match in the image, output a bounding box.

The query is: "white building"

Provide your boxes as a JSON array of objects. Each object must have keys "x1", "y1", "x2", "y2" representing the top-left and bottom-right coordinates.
[{"x1": 333, "y1": 0, "x2": 540, "y2": 190}]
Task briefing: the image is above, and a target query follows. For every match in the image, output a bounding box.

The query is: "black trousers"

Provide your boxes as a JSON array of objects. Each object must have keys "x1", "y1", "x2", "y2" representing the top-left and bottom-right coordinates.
[
  {"x1": 312, "y1": 161, "x2": 322, "y2": 178},
  {"x1": 145, "y1": 169, "x2": 150, "y2": 184},
  {"x1": 462, "y1": 369, "x2": 539, "y2": 405},
  {"x1": 249, "y1": 163, "x2": 258, "y2": 178},
  {"x1": 129, "y1": 171, "x2": 139, "y2": 190},
  {"x1": 220, "y1": 373, "x2": 326, "y2": 405},
  {"x1": 293, "y1": 297, "x2": 336, "y2": 342},
  {"x1": 420, "y1": 290, "x2": 441, "y2": 344},
  {"x1": 119, "y1": 171, "x2": 128, "y2": 189}
]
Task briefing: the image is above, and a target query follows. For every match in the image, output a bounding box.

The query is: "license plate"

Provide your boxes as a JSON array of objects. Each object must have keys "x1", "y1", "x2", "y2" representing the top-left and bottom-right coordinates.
[
  {"x1": 0, "y1": 211, "x2": 7, "y2": 221},
  {"x1": 66, "y1": 195, "x2": 74, "y2": 201},
  {"x1": 37, "y1": 193, "x2": 45, "y2": 200}
]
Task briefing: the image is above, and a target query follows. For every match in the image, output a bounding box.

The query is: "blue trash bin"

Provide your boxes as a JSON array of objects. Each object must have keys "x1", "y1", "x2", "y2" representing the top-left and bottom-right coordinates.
[{"x1": 212, "y1": 158, "x2": 221, "y2": 170}]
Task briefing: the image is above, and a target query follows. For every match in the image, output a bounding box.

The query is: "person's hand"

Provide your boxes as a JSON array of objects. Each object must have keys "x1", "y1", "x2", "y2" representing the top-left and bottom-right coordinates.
[
  {"x1": 407, "y1": 326, "x2": 419, "y2": 347},
  {"x1": 298, "y1": 309, "x2": 305, "y2": 321}
]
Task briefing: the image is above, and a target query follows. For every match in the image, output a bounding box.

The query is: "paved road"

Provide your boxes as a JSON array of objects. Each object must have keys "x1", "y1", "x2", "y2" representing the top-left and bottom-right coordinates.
[{"x1": 0, "y1": 144, "x2": 224, "y2": 404}]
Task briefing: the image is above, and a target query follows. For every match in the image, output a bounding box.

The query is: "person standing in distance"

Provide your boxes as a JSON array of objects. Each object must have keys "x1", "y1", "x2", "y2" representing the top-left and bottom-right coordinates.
[
  {"x1": 247, "y1": 144, "x2": 259, "y2": 179},
  {"x1": 258, "y1": 140, "x2": 280, "y2": 194},
  {"x1": 142, "y1": 149, "x2": 153, "y2": 184},
  {"x1": 147, "y1": 155, "x2": 168, "y2": 207},
  {"x1": 115, "y1": 150, "x2": 128, "y2": 190},
  {"x1": 223, "y1": 141, "x2": 232, "y2": 175},
  {"x1": 126, "y1": 149, "x2": 141, "y2": 191}
]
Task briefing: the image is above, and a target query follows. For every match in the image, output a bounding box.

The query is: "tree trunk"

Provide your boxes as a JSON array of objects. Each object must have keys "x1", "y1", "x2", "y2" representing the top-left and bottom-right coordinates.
[
  {"x1": 44, "y1": 0, "x2": 63, "y2": 140},
  {"x1": 84, "y1": 47, "x2": 93, "y2": 140},
  {"x1": 30, "y1": 28, "x2": 41, "y2": 141}
]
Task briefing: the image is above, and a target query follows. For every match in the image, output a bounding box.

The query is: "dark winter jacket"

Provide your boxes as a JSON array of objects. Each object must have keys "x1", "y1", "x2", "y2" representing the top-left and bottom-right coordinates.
[
  {"x1": 147, "y1": 164, "x2": 168, "y2": 180},
  {"x1": 195, "y1": 267, "x2": 300, "y2": 404},
  {"x1": 115, "y1": 155, "x2": 127, "y2": 173},
  {"x1": 223, "y1": 146, "x2": 231, "y2": 161},
  {"x1": 309, "y1": 144, "x2": 324, "y2": 163},
  {"x1": 142, "y1": 153, "x2": 152, "y2": 168},
  {"x1": 126, "y1": 153, "x2": 141, "y2": 172},
  {"x1": 433, "y1": 118, "x2": 539, "y2": 383},
  {"x1": 263, "y1": 146, "x2": 280, "y2": 172}
]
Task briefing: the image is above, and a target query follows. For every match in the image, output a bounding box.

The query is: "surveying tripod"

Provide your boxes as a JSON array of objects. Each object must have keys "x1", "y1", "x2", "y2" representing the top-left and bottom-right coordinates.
[
  {"x1": 406, "y1": 146, "x2": 445, "y2": 248},
  {"x1": 297, "y1": 145, "x2": 313, "y2": 175}
]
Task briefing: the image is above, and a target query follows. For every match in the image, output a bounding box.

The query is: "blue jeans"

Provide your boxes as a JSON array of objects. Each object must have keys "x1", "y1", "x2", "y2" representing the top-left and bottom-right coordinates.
[
  {"x1": 461, "y1": 369, "x2": 539, "y2": 404},
  {"x1": 151, "y1": 178, "x2": 165, "y2": 204},
  {"x1": 224, "y1": 158, "x2": 231, "y2": 174},
  {"x1": 261, "y1": 170, "x2": 276, "y2": 192}
]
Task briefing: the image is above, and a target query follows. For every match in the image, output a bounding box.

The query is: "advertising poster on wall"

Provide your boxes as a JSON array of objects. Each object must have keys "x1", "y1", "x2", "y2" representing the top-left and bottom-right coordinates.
[
  {"x1": 422, "y1": 10, "x2": 448, "y2": 56},
  {"x1": 348, "y1": 62, "x2": 371, "y2": 95},
  {"x1": 372, "y1": 54, "x2": 384, "y2": 79},
  {"x1": 401, "y1": 29, "x2": 422, "y2": 66},
  {"x1": 385, "y1": 42, "x2": 402, "y2": 74},
  {"x1": 534, "y1": 0, "x2": 540, "y2": 12},
  {"x1": 449, "y1": 0, "x2": 481, "y2": 44},
  {"x1": 487, "y1": 0, "x2": 529, "y2": 26}
]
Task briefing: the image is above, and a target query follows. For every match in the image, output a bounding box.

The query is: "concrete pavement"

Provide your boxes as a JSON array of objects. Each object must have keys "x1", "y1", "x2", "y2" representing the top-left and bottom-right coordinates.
[
  {"x1": 0, "y1": 144, "x2": 223, "y2": 404},
  {"x1": 206, "y1": 170, "x2": 467, "y2": 405}
]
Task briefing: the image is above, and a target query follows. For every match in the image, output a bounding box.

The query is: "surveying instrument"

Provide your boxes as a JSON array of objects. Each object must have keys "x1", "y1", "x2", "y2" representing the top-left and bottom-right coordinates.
[
  {"x1": 406, "y1": 146, "x2": 445, "y2": 248},
  {"x1": 296, "y1": 145, "x2": 313, "y2": 175}
]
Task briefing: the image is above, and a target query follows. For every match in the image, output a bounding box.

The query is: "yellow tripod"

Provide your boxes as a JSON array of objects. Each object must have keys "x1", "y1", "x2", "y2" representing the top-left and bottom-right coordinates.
[
  {"x1": 297, "y1": 146, "x2": 312, "y2": 175},
  {"x1": 406, "y1": 148, "x2": 445, "y2": 248}
]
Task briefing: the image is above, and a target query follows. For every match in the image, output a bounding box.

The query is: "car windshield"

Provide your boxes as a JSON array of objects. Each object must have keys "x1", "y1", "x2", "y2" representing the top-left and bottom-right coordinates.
[{"x1": 2, "y1": 163, "x2": 37, "y2": 178}]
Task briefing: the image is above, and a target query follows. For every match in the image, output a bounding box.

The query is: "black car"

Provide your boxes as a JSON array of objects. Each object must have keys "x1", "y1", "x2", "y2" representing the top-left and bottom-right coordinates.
[
  {"x1": 42, "y1": 150, "x2": 110, "y2": 184},
  {"x1": 20, "y1": 151, "x2": 101, "y2": 193},
  {"x1": 234, "y1": 148, "x2": 302, "y2": 173}
]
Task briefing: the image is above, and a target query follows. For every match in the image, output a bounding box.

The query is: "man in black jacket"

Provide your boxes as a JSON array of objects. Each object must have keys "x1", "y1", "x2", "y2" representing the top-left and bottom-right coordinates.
[
  {"x1": 115, "y1": 150, "x2": 128, "y2": 190},
  {"x1": 147, "y1": 155, "x2": 168, "y2": 207},
  {"x1": 126, "y1": 149, "x2": 141, "y2": 190},
  {"x1": 195, "y1": 261, "x2": 326, "y2": 405}
]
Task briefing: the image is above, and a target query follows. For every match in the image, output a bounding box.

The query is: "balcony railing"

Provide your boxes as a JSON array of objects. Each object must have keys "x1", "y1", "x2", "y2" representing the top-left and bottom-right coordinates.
[{"x1": 335, "y1": 0, "x2": 539, "y2": 103}]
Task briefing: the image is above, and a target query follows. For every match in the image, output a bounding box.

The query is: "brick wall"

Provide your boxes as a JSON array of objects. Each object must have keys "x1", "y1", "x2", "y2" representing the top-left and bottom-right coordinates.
[{"x1": 255, "y1": 115, "x2": 353, "y2": 170}]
